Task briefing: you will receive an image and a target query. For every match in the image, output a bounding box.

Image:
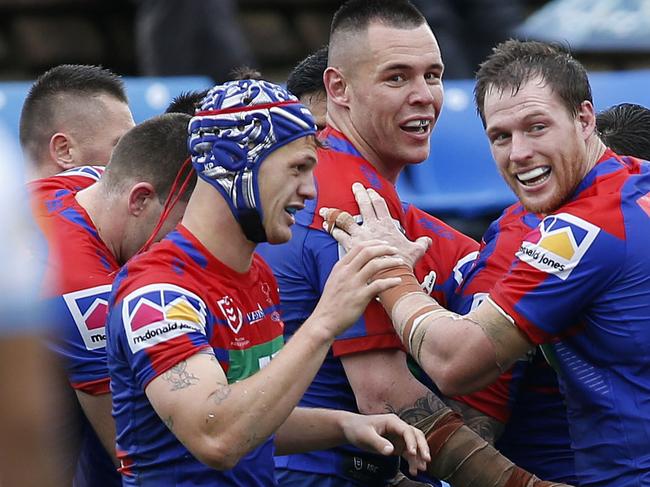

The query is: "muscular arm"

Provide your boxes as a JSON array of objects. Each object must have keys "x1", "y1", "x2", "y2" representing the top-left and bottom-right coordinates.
[
  {"x1": 75, "y1": 391, "x2": 118, "y2": 466},
  {"x1": 443, "y1": 398, "x2": 504, "y2": 445},
  {"x1": 391, "y1": 293, "x2": 533, "y2": 396},
  {"x1": 343, "y1": 348, "x2": 445, "y2": 418},
  {"x1": 275, "y1": 406, "x2": 429, "y2": 474},
  {"x1": 343, "y1": 349, "x2": 503, "y2": 444},
  {"x1": 146, "y1": 323, "x2": 337, "y2": 470}
]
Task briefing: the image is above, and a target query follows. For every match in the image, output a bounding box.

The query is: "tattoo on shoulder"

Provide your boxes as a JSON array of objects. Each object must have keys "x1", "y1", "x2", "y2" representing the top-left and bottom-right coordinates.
[
  {"x1": 388, "y1": 391, "x2": 448, "y2": 425},
  {"x1": 163, "y1": 361, "x2": 200, "y2": 391},
  {"x1": 444, "y1": 399, "x2": 504, "y2": 445}
]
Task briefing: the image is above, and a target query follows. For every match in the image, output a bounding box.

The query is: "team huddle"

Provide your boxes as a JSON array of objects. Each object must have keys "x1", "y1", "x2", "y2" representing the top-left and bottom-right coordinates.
[{"x1": 17, "y1": 0, "x2": 650, "y2": 486}]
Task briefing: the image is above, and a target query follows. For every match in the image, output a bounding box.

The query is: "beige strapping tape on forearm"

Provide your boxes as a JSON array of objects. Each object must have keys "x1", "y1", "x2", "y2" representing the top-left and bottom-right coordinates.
[
  {"x1": 389, "y1": 291, "x2": 459, "y2": 361},
  {"x1": 415, "y1": 409, "x2": 572, "y2": 487}
]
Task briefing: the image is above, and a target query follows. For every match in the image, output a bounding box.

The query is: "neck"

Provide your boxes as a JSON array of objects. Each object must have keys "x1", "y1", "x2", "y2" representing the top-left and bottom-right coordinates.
[
  {"x1": 181, "y1": 181, "x2": 256, "y2": 273},
  {"x1": 583, "y1": 134, "x2": 607, "y2": 176},
  {"x1": 75, "y1": 183, "x2": 126, "y2": 263},
  {"x1": 29, "y1": 160, "x2": 64, "y2": 182},
  {"x1": 326, "y1": 112, "x2": 403, "y2": 184}
]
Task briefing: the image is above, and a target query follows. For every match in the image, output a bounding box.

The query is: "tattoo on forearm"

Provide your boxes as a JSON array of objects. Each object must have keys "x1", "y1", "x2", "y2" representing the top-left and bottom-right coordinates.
[
  {"x1": 444, "y1": 399, "x2": 504, "y2": 445},
  {"x1": 388, "y1": 391, "x2": 448, "y2": 425},
  {"x1": 163, "y1": 415, "x2": 174, "y2": 431},
  {"x1": 163, "y1": 361, "x2": 199, "y2": 391},
  {"x1": 209, "y1": 383, "x2": 232, "y2": 406}
]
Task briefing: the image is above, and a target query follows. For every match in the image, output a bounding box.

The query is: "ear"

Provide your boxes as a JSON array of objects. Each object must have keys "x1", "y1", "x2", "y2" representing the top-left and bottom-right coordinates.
[
  {"x1": 128, "y1": 182, "x2": 157, "y2": 217},
  {"x1": 577, "y1": 100, "x2": 597, "y2": 140},
  {"x1": 49, "y1": 133, "x2": 76, "y2": 171},
  {"x1": 324, "y1": 66, "x2": 349, "y2": 108}
]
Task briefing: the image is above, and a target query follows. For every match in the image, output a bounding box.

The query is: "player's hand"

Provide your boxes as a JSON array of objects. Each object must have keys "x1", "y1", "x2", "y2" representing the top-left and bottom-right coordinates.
[
  {"x1": 340, "y1": 413, "x2": 430, "y2": 477},
  {"x1": 313, "y1": 239, "x2": 403, "y2": 336},
  {"x1": 320, "y1": 183, "x2": 431, "y2": 269}
]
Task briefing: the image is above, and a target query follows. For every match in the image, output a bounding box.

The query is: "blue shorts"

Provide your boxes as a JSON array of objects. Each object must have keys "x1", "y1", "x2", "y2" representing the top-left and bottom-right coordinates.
[{"x1": 275, "y1": 468, "x2": 366, "y2": 487}]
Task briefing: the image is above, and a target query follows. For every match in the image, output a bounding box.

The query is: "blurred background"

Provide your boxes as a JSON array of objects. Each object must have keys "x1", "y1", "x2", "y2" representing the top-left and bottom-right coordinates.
[{"x1": 2, "y1": 0, "x2": 650, "y2": 238}]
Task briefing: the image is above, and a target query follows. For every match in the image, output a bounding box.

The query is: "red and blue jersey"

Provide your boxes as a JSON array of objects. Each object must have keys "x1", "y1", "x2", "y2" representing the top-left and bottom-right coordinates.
[
  {"x1": 450, "y1": 203, "x2": 576, "y2": 484},
  {"x1": 490, "y1": 151, "x2": 650, "y2": 486},
  {"x1": 30, "y1": 166, "x2": 115, "y2": 394},
  {"x1": 257, "y1": 128, "x2": 478, "y2": 483},
  {"x1": 29, "y1": 166, "x2": 121, "y2": 486},
  {"x1": 106, "y1": 225, "x2": 284, "y2": 486}
]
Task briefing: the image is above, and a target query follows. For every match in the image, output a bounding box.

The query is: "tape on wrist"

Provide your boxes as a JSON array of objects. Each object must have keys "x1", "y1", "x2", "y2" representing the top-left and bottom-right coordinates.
[{"x1": 375, "y1": 264, "x2": 423, "y2": 314}]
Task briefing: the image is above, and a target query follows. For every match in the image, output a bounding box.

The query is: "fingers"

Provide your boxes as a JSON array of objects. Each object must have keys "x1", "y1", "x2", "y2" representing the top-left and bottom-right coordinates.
[
  {"x1": 351, "y1": 182, "x2": 378, "y2": 222},
  {"x1": 415, "y1": 236, "x2": 432, "y2": 253},
  {"x1": 377, "y1": 416, "x2": 430, "y2": 476},
  {"x1": 329, "y1": 226, "x2": 353, "y2": 250},
  {"x1": 363, "y1": 185, "x2": 392, "y2": 221},
  {"x1": 399, "y1": 426, "x2": 430, "y2": 476},
  {"x1": 320, "y1": 207, "x2": 358, "y2": 236}
]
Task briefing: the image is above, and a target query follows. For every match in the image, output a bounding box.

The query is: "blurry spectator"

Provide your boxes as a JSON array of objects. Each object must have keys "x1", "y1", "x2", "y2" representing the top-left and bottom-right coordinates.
[
  {"x1": 0, "y1": 123, "x2": 60, "y2": 487},
  {"x1": 412, "y1": 0, "x2": 524, "y2": 78},
  {"x1": 135, "y1": 0, "x2": 257, "y2": 82}
]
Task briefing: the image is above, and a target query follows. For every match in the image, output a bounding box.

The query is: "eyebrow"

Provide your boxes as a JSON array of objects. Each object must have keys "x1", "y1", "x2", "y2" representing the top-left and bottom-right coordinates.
[
  {"x1": 381, "y1": 62, "x2": 444, "y2": 72},
  {"x1": 486, "y1": 109, "x2": 550, "y2": 134}
]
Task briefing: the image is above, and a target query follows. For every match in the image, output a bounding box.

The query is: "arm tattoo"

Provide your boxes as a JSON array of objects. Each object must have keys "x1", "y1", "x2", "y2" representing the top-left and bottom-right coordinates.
[
  {"x1": 162, "y1": 361, "x2": 199, "y2": 391},
  {"x1": 163, "y1": 415, "x2": 174, "y2": 431},
  {"x1": 388, "y1": 391, "x2": 448, "y2": 425},
  {"x1": 209, "y1": 383, "x2": 232, "y2": 406},
  {"x1": 444, "y1": 398, "x2": 504, "y2": 445}
]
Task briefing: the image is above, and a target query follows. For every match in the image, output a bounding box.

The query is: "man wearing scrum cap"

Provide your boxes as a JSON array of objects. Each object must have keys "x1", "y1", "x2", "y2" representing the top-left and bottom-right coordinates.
[{"x1": 105, "y1": 78, "x2": 431, "y2": 486}]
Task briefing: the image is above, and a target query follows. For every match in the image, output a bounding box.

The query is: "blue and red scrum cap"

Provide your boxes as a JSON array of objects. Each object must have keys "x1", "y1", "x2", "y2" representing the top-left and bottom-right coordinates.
[{"x1": 188, "y1": 79, "x2": 317, "y2": 242}]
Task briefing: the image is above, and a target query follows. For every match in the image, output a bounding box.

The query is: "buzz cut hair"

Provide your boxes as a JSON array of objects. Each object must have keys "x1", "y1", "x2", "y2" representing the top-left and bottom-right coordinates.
[
  {"x1": 102, "y1": 113, "x2": 196, "y2": 203},
  {"x1": 19, "y1": 64, "x2": 128, "y2": 162},
  {"x1": 330, "y1": 0, "x2": 426, "y2": 37}
]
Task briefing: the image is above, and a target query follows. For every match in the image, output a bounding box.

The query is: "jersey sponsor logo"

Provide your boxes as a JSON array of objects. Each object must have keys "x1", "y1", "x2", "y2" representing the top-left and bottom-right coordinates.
[
  {"x1": 516, "y1": 212, "x2": 599, "y2": 280},
  {"x1": 246, "y1": 303, "x2": 265, "y2": 325},
  {"x1": 63, "y1": 285, "x2": 112, "y2": 350},
  {"x1": 122, "y1": 284, "x2": 207, "y2": 353},
  {"x1": 217, "y1": 295, "x2": 243, "y2": 333},
  {"x1": 637, "y1": 192, "x2": 650, "y2": 218}
]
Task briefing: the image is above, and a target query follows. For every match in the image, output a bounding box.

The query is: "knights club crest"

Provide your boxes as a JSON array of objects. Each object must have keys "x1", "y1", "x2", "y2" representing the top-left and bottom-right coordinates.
[{"x1": 217, "y1": 295, "x2": 243, "y2": 334}]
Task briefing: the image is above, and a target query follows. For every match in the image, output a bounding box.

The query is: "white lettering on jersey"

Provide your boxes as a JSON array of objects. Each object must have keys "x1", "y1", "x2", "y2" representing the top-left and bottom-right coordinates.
[{"x1": 516, "y1": 213, "x2": 600, "y2": 281}]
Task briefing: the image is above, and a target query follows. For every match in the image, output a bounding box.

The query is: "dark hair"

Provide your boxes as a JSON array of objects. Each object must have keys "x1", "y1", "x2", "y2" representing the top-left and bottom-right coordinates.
[
  {"x1": 19, "y1": 64, "x2": 128, "y2": 161},
  {"x1": 287, "y1": 46, "x2": 328, "y2": 99},
  {"x1": 230, "y1": 66, "x2": 263, "y2": 81},
  {"x1": 474, "y1": 39, "x2": 592, "y2": 126},
  {"x1": 330, "y1": 0, "x2": 425, "y2": 38},
  {"x1": 165, "y1": 89, "x2": 209, "y2": 115},
  {"x1": 103, "y1": 113, "x2": 196, "y2": 202},
  {"x1": 597, "y1": 103, "x2": 650, "y2": 161}
]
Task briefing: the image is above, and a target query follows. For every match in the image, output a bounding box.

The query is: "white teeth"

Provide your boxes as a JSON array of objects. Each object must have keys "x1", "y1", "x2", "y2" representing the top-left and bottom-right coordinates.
[
  {"x1": 517, "y1": 166, "x2": 550, "y2": 183},
  {"x1": 403, "y1": 119, "x2": 429, "y2": 128}
]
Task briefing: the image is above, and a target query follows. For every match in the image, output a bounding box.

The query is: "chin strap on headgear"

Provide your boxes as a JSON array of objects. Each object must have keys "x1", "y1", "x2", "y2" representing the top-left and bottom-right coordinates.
[{"x1": 189, "y1": 79, "x2": 317, "y2": 242}]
